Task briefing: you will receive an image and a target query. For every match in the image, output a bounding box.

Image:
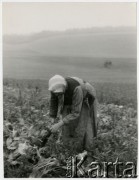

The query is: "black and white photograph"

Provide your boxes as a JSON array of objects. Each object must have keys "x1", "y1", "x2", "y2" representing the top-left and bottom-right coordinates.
[{"x1": 2, "y1": 1, "x2": 137, "y2": 178}]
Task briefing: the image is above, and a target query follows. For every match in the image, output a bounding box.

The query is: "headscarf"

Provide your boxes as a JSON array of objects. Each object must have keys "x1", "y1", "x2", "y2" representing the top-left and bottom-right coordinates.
[
  {"x1": 48, "y1": 75, "x2": 66, "y2": 116},
  {"x1": 48, "y1": 75, "x2": 67, "y2": 93}
]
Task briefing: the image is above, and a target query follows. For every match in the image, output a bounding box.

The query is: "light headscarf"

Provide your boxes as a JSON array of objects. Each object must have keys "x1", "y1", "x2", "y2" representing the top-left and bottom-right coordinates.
[
  {"x1": 48, "y1": 75, "x2": 66, "y2": 117},
  {"x1": 48, "y1": 75, "x2": 67, "y2": 93}
]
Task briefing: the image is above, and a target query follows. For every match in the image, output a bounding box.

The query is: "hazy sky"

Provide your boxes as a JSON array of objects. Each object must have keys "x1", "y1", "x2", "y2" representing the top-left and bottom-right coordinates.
[{"x1": 3, "y1": 2, "x2": 136, "y2": 35}]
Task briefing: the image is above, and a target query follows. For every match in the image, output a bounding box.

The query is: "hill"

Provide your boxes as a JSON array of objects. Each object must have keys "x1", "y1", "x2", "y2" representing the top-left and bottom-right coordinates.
[{"x1": 3, "y1": 27, "x2": 137, "y2": 82}]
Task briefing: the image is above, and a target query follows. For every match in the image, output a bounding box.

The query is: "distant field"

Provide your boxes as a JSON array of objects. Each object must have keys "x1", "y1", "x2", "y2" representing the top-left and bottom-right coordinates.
[
  {"x1": 3, "y1": 28, "x2": 137, "y2": 82},
  {"x1": 3, "y1": 31, "x2": 136, "y2": 58},
  {"x1": 3, "y1": 55, "x2": 137, "y2": 83}
]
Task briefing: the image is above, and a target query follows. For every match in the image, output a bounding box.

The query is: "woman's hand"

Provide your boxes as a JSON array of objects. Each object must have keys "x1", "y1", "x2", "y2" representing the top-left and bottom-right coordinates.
[{"x1": 50, "y1": 120, "x2": 64, "y2": 133}]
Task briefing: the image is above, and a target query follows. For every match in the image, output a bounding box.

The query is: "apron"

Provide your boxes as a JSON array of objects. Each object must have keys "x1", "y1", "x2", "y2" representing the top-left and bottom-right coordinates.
[{"x1": 61, "y1": 98, "x2": 97, "y2": 154}]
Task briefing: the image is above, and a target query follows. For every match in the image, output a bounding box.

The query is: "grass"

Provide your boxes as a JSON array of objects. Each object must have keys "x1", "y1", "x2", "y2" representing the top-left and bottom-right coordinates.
[{"x1": 3, "y1": 56, "x2": 137, "y2": 83}]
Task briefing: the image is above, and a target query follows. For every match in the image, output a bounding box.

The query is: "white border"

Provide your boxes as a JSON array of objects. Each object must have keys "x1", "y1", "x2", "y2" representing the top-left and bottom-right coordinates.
[
  {"x1": 1, "y1": 0, "x2": 138, "y2": 2},
  {"x1": 0, "y1": 0, "x2": 4, "y2": 179},
  {"x1": 137, "y1": 0, "x2": 139, "y2": 178},
  {"x1": 0, "y1": 0, "x2": 138, "y2": 179}
]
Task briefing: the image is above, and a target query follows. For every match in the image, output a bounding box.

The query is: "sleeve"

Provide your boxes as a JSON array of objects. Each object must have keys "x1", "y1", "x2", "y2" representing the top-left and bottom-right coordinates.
[
  {"x1": 63, "y1": 86, "x2": 83, "y2": 124},
  {"x1": 49, "y1": 92, "x2": 58, "y2": 118}
]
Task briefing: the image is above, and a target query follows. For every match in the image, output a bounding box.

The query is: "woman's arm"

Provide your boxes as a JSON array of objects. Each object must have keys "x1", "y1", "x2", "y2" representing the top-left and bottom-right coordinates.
[{"x1": 49, "y1": 92, "x2": 58, "y2": 118}]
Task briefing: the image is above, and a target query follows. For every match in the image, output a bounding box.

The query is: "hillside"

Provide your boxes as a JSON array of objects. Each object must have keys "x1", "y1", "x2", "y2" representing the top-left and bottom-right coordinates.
[{"x1": 3, "y1": 27, "x2": 137, "y2": 82}]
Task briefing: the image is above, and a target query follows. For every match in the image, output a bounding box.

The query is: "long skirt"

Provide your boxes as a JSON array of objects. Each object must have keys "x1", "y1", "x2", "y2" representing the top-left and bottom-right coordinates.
[{"x1": 61, "y1": 99, "x2": 97, "y2": 154}]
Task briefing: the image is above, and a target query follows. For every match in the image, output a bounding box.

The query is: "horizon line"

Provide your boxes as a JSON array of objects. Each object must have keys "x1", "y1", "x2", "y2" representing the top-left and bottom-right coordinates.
[{"x1": 3, "y1": 25, "x2": 136, "y2": 36}]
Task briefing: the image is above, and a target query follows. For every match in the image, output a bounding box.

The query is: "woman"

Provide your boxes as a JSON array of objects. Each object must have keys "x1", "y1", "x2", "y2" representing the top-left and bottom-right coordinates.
[{"x1": 48, "y1": 75, "x2": 97, "y2": 155}]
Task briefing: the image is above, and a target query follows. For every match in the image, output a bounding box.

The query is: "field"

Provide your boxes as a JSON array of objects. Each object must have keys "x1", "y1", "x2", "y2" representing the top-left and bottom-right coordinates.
[
  {"x1": 3, "y1": 78, "x2": 137, "y2": 178},
  {"x1": 3, "y1": 28, "x2": 136, "y2": 82},
  {"x1": 3, "y1": 27, "x2": 137, "y2": 177}
]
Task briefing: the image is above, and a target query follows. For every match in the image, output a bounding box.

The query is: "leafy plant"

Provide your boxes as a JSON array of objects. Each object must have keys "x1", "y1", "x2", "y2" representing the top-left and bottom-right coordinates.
[{"x1": 3, "y1": 80, "x2": 137, "y2": 177}]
